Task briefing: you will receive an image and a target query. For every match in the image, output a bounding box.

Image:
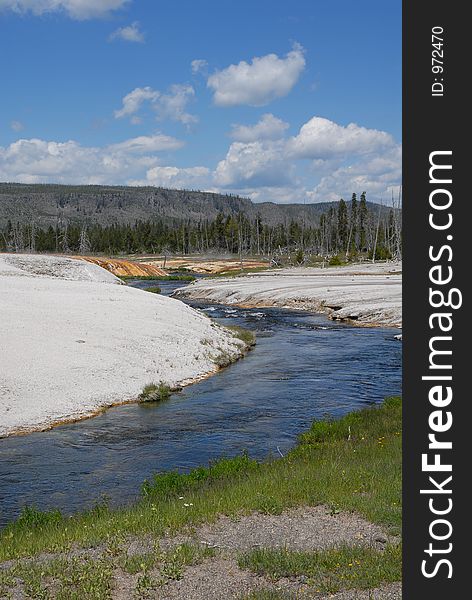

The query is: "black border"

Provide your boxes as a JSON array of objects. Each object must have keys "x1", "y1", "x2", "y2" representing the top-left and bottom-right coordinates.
[{"x1": 403, "y1": 2, "x2": 468, "y2": 596}]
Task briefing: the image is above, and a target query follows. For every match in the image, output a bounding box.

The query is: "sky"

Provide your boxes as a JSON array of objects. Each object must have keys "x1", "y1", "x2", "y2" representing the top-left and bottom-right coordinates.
[{"x1": 0, "y1": 0, "x2": 401, "y2": 204}]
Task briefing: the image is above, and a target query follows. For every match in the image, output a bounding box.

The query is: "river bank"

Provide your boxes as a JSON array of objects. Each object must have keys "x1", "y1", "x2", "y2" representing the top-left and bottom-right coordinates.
[
  {"x1": 0, "y1": 254, "x2": 248, "y2": 437},
  {"x1": 0, "y1": 292, "x2": 401, "y2": 525},
  {"x1": 0, "y1": 398, "x2": 402, "y2": 599},
  {"x1": 175, "y1": 262, "x2": 402, "y2": 328}
]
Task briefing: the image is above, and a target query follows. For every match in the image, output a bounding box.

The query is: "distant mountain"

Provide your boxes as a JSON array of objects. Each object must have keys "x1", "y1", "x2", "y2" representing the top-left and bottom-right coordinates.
[{"x1": 0, "y1": 183, "x2": 388, "y2": 228}]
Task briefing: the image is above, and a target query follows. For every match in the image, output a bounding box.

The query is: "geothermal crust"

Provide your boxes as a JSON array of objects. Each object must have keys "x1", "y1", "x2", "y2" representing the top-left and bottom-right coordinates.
[
  {"x1": 0, "y1": 254, "x2": 244, "y2": 437},
  {"x1": 176, "y1": 262, "x2": 402, "y2": 328}
]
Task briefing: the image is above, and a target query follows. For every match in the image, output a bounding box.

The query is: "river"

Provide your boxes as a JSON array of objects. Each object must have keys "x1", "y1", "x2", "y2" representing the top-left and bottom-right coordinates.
[{"x1": 0, "y1": 279, "x2": 401, "y2": 526}]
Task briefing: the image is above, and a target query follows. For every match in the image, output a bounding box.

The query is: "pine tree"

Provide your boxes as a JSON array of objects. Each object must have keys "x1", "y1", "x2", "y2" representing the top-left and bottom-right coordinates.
[
  {"x1": 359, "y1": 191, "x2": 368, "y2": 251},
  {"x1": 337, "y1": 198, "x2": 348, "y2": 250}
]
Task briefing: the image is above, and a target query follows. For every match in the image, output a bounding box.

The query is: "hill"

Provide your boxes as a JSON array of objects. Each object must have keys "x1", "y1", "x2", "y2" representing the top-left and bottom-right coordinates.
[{"x1": 0, "y1": 183, "x2": 384, "y2": 228}]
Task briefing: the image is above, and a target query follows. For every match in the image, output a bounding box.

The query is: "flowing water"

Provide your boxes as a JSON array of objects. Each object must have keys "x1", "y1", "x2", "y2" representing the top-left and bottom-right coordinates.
[{"x1": 0, "y1": 279, "x2": 401, "y2": 526}]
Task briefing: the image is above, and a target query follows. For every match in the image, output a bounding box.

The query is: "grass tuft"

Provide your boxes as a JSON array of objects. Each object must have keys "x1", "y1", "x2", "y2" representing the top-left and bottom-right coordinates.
[
  {"x1": 209, "y1": 266, "x2": 271, "y2": 278},
  {"x1": 225, "y1": 325, "x2": 256, "y2": 347},
  {"x1": 15, "y1": 505, "x2": 63, "y2": 530},
  {"x1": 142, "y1": 452, "x2": 259, "y2": 500},
  {"x1": 238, "y1": 544, "x2": 402, "y2": 594},
  {"x1": 138, "y1": 382, "x2": 171, "y2": 403}
]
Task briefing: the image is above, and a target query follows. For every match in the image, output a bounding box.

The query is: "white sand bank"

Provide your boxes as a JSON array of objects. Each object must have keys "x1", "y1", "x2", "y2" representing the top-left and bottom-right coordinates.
[
  {"x1": 176, "y1": 262, "x2": 402, "y2": 328},
  {"x1": 0, "y1": 254, "x2": 246, "y2": 437}
]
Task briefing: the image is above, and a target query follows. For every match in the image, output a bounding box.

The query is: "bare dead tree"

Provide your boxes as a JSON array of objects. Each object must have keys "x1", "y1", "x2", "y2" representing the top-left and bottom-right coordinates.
[
  {"x1": 78, "y1": 225, "x2": 91, "y2": 254},
  {"x1": 372, "y1": 199, "x2": 383, "y2": 263}
]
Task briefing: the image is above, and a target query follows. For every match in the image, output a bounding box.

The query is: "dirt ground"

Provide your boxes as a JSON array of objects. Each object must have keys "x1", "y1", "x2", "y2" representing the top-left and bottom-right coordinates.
[{"x1": 1, "y1": 506, "x2": 401, "y2": 599}]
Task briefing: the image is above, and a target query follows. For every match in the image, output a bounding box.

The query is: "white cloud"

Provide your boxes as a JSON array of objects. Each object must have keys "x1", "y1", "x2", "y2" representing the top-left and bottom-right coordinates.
[
  {"x1": 230, "y1": 113, "x2": 289, "y2": 142},
  {"x1": 1, "y1": 113, "x2": 401, "y2": 204},
  {"x1": 207, "y1": 43, "x2": 305, "y2": 107},
  {"x1": 214, "y1": 140, "x2": 291, "y2": 189},
  {"x1": 129, "y1": 165, "x2": 210, "y2": 189},
  {"x1": 114, "y1": 87, "x2": 159, "y2": 119},
  {"x1": 309, "y1": 146, "x2": 402, "y2": 203},
  {"x1": 109, "y1": 21, "x2": 144, "y2": 43},
  {"x1": 10, "y1": 120, "x2": 24, "y2": 132},
  {"x1": 0, "y1": 134, "x2": 184, "y2": 185},
  {"x1": 0, "y1": 0, "x2": 130, "y2": 20},
  {"x1": 287, "y1": 116, "x2": 394, "y2": 160},
  {"x1": 107, "y1": 133, "x2": 184, "y2": 154},
  {"x1": 156, "y1": 84, "x2": 198, "y2": 126},
  {"x1": 230, "y1": 185, "x2": 306, "y2": 204},
  {"x1": 214, "y1": 114, "x2": 401, "y2": 204},
  {"x1": 114, "y1": 84, "x2": 198, "y2": 126},
  {"x1": 191, "y1": 59, "x2": 208, "y2": 74}
]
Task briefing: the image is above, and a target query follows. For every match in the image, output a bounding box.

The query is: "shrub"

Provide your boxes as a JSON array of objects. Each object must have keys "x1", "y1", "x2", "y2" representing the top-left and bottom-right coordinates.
[
  {"x1": 294, "y1": 249, "x2": 304, "y2": 264},
  {"x1": 225, "y1": 325, "x2": 256, "y2": 347},
  {"x1": 15, "y1": 506, "x2": 62, "y2": 530},
  {"x1": 145, "y1": 286, "x2": 161, "y2": 294},
  {"x1": 138, "y1": 382, "x2": 171, "y2": 403},
  {"x1": 369, "y1": 247, "x2": 392, "y2": 261},
  {"x1": 328, "y1": 254, "x2": 343, "y2": 266}
]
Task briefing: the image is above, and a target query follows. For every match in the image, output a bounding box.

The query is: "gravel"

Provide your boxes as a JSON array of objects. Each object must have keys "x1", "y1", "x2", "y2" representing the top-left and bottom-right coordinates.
[{"x1": 171, "y1": 506, "x2": 396, "y2": 552}]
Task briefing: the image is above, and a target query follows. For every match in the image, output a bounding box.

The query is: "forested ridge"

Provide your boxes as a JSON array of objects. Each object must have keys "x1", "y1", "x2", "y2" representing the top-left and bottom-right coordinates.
[{"x1": 0, "y1": 184, "x2": 401, "y2": 260}]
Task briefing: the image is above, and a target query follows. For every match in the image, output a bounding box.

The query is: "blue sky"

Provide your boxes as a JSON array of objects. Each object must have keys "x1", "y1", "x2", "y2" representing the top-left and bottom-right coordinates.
[{"x1": 0, "y1": 0, "x2": 401, "y2": 203}]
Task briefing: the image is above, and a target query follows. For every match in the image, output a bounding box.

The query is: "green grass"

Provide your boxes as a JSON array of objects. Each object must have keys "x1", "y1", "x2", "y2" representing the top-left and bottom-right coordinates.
[
  {"x1": 144, "y1": 285, "x2": 161, "y2": 294},
  {"x1": 120, "y1": 274, "x2": 195, "y2": 281},
  {"x1": 118, "y1": 542, "x2": 215, "y2": 577},
  {"x1": 209, "y1": 325, "x2": 256, "y2": 368},
  {"x1": 5, "y1": 556, "x2": 114, "y2": 599},
  {"x1": 142, "y1": 452, "x2": 259, "y2": 500},
  {"x1": 0, "y1": 397, "x2": 401, "y2": 562},
  {"x1": 0, "y1": 543, "x2": 215, "y2": 598},
  {"x1": 225, "y1": 325, "x2": 257, "y2": 347},
  {"x1": 209, "y1": 266, "x2": 271, "y2": 278},
  {"x1": 239, "y1": 544, "x2": 401, "y2": 594},
  {"x1": 138, "y1": 382, "x2": 172, "y2": 403}
]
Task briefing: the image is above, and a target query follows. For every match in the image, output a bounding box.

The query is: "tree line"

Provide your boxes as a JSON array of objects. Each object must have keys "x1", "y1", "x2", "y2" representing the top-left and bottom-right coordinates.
[{"x1": 0, "y1": 192, "x2": 402, "y2": 261}]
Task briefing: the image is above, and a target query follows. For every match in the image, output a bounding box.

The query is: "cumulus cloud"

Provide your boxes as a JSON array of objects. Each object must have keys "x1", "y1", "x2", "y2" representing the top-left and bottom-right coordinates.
[
  {"x1": 309, "y1": 146, "x2": 402, "y2": 203},
  {"x1": 214, "y1": 114, "x2": 401, "y2": 204},
  {"x1": 287, "y1": 116, "x2": 395, "y2": 160},
  {"x1": 109, "y1": 21, "x2": 144, "y2": 43},
  {"x1": 156, "y1": 84, "x2": 198, "y2": 126},
  {"x1": 230, "y1": 113, "x2": 289, "y2": 142},
  {"x1": 231, "y1": 185, "x2": 306, "y2": 205},
  {"x1": 1, "y1": 112, "x2": 401, "y2": 204},
  {"x1": 129, "y1": 165, "x2": 210, "y2": 189},
  {"x1": 114, "y1": 84, "x2": 198, "y2": 126},
  {"x1": 191, "y1": 59, "x2": 208, "y2": 74},
  {"x1": 214, "y1": 140, "x2": 291, "y2": 189},
  {"x1": 0, "y1": 0, "x2": 130, "y2": 20},
  {"x1": 0, "y1": 134, "x2": 184, "y2": 185},
  {"x1": 10, "y1": 120, "x2": 24, "y2": 132},
  {"x1": 207, "y1": 43, "x2": 305, "y2": 107},
  {"x1": 114, "y1": 86, "x2": 159, "y2": 119}
]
